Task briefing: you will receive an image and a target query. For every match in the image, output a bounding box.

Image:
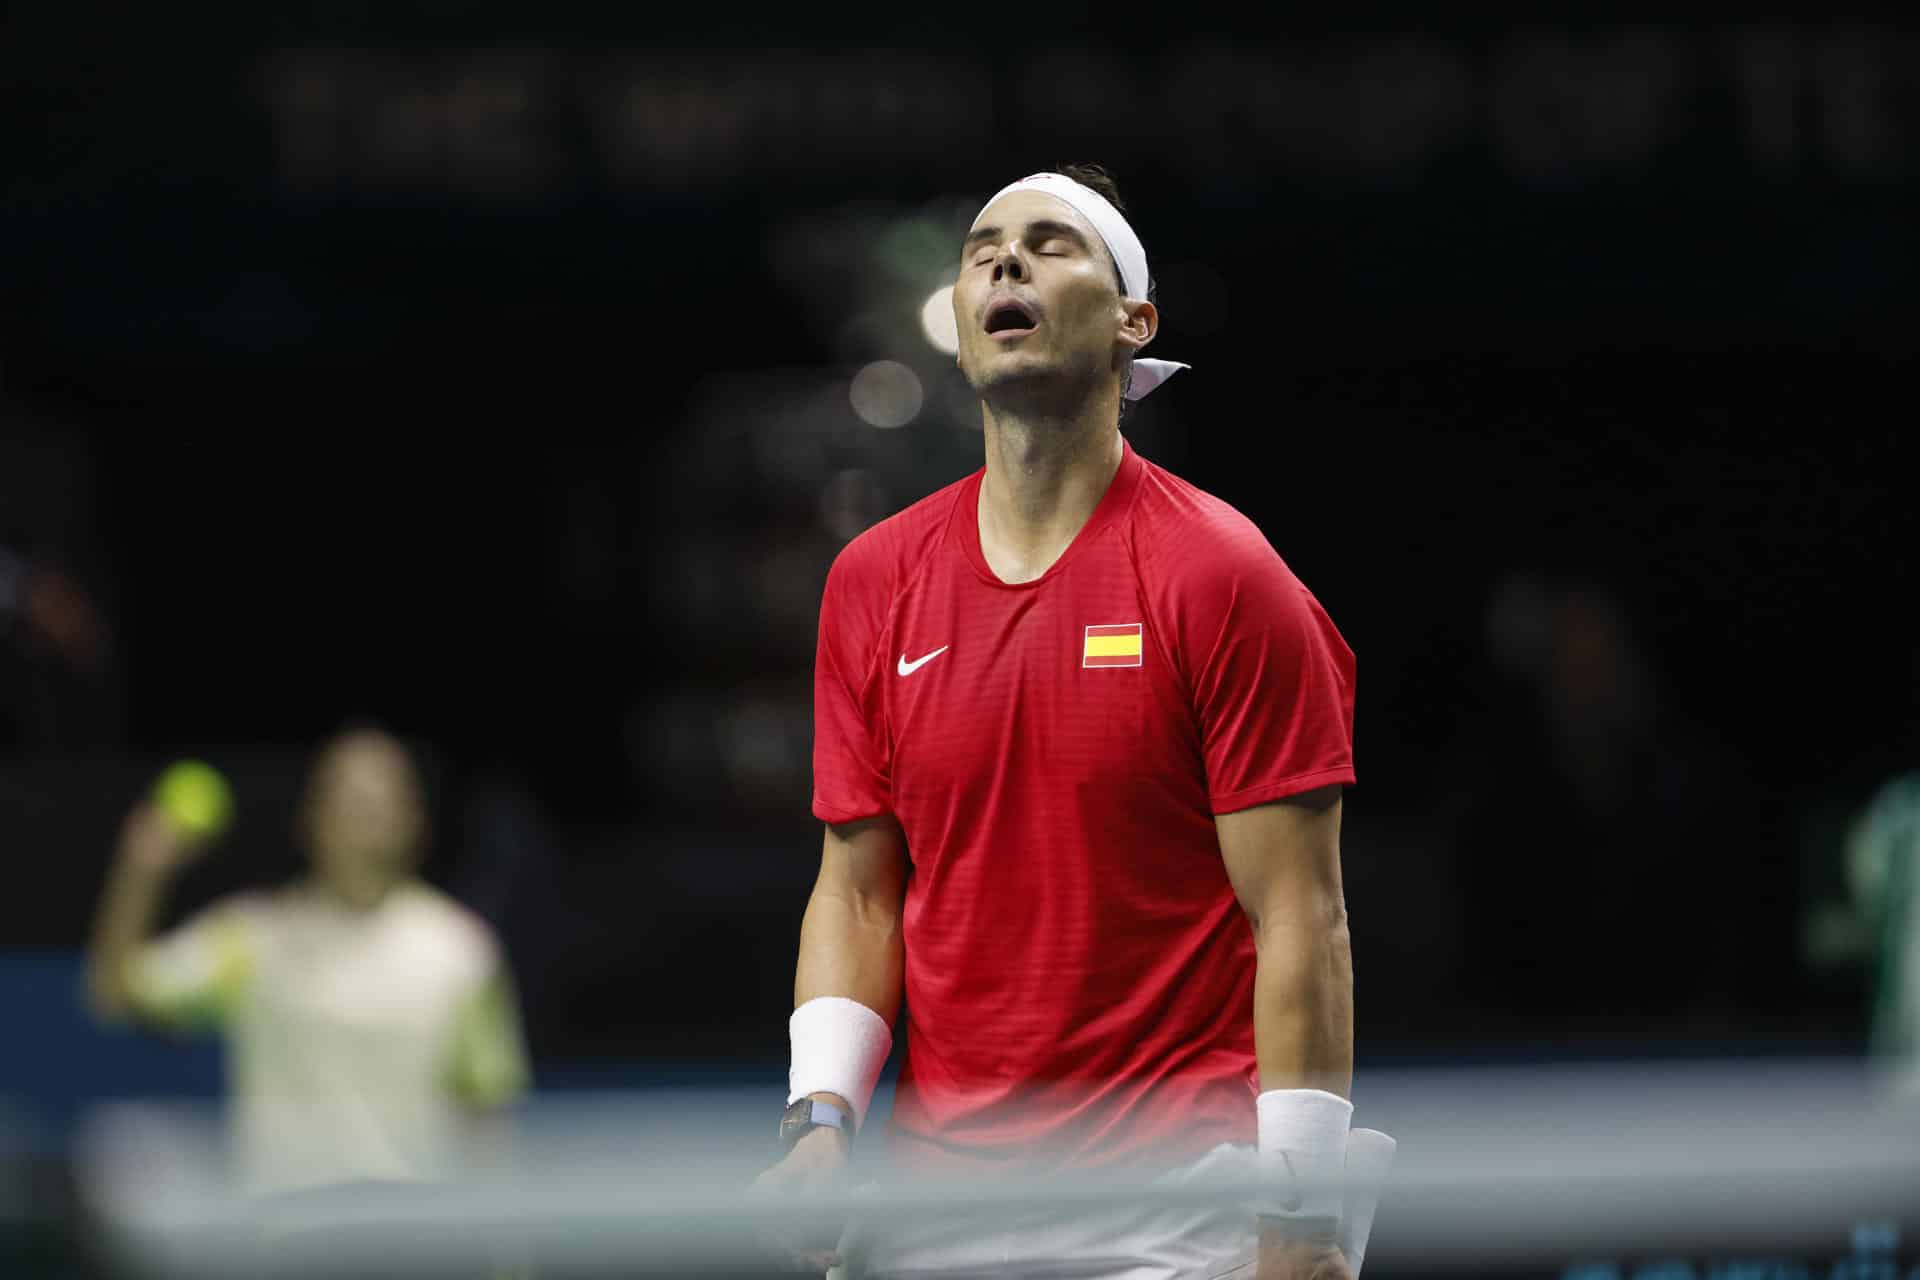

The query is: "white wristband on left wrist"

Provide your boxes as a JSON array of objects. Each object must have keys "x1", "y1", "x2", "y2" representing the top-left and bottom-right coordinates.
[{"x1": 1256, "y1": 1088, "x2": 1353, "y2": 1222}]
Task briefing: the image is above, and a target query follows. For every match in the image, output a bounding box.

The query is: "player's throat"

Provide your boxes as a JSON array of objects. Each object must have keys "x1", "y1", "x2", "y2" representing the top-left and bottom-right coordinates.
[{"x1": 975, "y1": 424, "x2": 1125, "y2": 585}]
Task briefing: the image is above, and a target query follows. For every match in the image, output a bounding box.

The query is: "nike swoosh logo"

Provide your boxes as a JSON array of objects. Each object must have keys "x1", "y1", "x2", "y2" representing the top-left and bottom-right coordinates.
[{"x1": 897, "y1": 646, "x2": 949, "y2": 676}]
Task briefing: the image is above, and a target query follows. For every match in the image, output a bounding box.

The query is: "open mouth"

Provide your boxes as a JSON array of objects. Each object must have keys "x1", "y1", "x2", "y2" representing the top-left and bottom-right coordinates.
[{"x1": 984, "y1": 299, "x2": 1038, "y2": 336}]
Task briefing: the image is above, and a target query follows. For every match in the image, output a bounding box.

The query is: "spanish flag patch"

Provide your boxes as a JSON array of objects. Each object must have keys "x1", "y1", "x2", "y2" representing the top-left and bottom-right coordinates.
[{"x1": 1083, "y1": 622, "x2": 1144, "y2": 668}]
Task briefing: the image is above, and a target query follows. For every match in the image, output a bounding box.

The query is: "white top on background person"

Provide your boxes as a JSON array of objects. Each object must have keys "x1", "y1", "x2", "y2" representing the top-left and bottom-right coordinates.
[{"x1": 86, "y1": 728, "x2": 529, "y2": 1194}]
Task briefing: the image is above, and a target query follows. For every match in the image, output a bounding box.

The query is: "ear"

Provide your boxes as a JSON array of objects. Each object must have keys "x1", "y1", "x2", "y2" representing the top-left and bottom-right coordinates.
[{"x1": 1116, "y1": 298, "x2": 1157, "y2": 356}]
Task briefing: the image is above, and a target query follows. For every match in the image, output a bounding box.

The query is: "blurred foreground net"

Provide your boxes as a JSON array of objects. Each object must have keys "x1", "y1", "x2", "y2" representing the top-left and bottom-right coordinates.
[{"x1": 72, "y1": 1059, "x2": 1920, "y2": 1279}]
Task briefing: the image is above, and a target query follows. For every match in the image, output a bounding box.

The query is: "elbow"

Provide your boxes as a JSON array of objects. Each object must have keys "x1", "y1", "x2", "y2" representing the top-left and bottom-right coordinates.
[
  {"x1": 1249, "y1": 891, "x2": 1349, "y2": 953},
  {"x1": 810, "y1": 879, "x2": 904, "y2": 935},
  {"x1": 844, "y1": 888, "x2": 905, "y2": 935}
]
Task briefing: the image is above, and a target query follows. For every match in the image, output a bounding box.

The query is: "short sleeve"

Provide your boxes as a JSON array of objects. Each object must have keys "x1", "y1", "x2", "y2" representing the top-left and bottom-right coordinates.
[
  {"x1": 127, "y1": 899, "x2": 260, "y2": 1032},
  {"x1": 812, "y1": 542, "x2": 893, "y2": 824},
  {"x1": 445, "y1": 965, "x2": 531, "y2": 1110},
  {"x1": 1178, "y1": 540, "x2": 1356, "y2": 814}
]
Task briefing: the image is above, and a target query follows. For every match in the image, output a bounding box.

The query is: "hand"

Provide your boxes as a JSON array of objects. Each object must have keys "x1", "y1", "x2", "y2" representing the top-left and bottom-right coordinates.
[
  {"x1": 750, "y1": 1126, "x2": 851, "y2": 1274},
  {"x1": 116, "y1": 801, "x2": 210, "y2": 877},
  {"x1": 1257, "y1": 1224, "x2": 1354, "y2": 1280}
]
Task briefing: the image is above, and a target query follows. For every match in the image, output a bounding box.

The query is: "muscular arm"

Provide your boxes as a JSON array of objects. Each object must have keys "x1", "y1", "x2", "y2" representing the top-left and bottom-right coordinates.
[
  {"x1": 87, "y1": 859, "x2": 171, "y2": 1021},
  {"x1": 792, "y1": 816, "x2": 908, "y2": 1113},
  {"x1": 1218, "y1": 786, "x2": 1353, "y2": 1099},
  {"x1": 1221, "y1": 787, "x2": 1355, "y2": 1279},
  {"x1": 85, "y1": 804, "x2": 190, "y2": 1022}
]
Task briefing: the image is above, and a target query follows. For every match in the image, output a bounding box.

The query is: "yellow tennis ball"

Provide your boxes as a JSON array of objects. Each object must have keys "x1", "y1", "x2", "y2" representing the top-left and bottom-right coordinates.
[{"x1": 152, "y1": 760, "x2": 234, "y2": 840}]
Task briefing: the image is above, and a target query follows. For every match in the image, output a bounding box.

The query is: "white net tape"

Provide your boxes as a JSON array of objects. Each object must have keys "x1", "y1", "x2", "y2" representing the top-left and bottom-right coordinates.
[{"x1": 72, "y1": 1058, "x2": 1920, "y2": 1277}]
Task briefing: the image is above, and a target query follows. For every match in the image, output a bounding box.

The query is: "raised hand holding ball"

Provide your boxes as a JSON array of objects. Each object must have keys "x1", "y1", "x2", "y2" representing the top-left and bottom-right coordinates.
[
  {"x1": 120, "y1": 761, "x2": 233, "y2": 874},
  {"x1": 152, "y1": 761, "x2": 234, "y2": 841}
]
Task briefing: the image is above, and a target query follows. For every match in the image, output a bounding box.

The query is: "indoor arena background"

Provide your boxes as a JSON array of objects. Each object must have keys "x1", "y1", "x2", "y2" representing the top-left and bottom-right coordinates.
[{"x1": 3, "y1": 1, "x2": 1918, "y2": 1275}]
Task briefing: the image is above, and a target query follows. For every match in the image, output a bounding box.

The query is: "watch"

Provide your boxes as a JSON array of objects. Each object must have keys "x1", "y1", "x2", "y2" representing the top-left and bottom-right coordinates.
[{"x1": 779, "y1": 1098, "x2": 853, "y2": 1152}]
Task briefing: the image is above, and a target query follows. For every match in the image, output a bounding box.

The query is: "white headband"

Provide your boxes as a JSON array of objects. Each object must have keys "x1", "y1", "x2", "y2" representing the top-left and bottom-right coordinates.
[{"x1": 971, "y1": 173, "x2": 1190, "y2": 401}]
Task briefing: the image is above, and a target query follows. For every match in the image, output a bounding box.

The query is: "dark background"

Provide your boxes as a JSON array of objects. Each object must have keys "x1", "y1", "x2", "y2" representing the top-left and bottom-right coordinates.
[{"x1": 4, "y1": 1, "x2": 1918, "y2": 1105}]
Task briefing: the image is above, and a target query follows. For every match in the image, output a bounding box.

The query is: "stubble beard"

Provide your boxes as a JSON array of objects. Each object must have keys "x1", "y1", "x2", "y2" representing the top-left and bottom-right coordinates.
[{"x1": 965, "y1": 345, "x2": 1111, "y2": 423}]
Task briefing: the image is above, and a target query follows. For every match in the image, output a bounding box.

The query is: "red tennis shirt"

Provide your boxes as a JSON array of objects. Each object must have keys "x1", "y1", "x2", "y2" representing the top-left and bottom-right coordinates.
[{"x1": 812, "y1": 440, "x2": 1356, "y2": 1171}]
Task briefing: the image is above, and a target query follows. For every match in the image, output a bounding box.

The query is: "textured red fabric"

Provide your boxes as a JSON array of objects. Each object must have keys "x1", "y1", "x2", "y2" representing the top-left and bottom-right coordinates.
[{"x1": 812, "y1": 440, "x2": 1356, "y2": 1171}]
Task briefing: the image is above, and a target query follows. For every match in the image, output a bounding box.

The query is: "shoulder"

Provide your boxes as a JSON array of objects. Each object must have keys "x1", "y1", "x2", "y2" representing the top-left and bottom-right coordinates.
[
  {"x1": 396, "y1": 884, "x2": 504, "y2": 969},
  {"x1": 143, "y1": 890, "x2": 270, "y2": 971},
  {"x1": 193, "y1": 889, "x2": 278, "y2": 939},
  {"x1": 824, "y1": 471, "x2": 972, "y2": 605},
  {"x1": 1129, "y1": 455, "x2": 1305, "y2": 599}
]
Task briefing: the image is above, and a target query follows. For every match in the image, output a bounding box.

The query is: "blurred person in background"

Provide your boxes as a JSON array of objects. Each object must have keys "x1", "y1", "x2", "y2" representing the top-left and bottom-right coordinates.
[
  {"x1": 84, "y1": 725, "x2": 530, "y2": 1194},
  {"x1": 758, "y1": 165, "x2": 1374, "y2": 1280},
  {"x1": 1843, "y1": 773, "x2": 1920, "y2": 1104},
  {"x1": 1450, "y1": 572, "x2": 1777, "y2": 1025},
  {"x1": 0, "y1": 535, "x2": 114, "y2": 750}
]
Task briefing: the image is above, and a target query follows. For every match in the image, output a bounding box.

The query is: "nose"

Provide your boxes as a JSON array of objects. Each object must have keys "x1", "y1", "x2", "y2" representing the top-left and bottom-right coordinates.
[{"x1": 991, "y1": 243, "x2": 1027, "y2": 284}]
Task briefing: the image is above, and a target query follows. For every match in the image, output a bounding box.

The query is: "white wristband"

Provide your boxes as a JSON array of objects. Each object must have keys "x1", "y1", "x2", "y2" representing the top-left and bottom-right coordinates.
[
  {"x1": 1256, "y1": 1088, "x2": 1354, "y2": 1222},
  {"x1": 787, "y1": 996, "x2": 892, "y2": 1130}
]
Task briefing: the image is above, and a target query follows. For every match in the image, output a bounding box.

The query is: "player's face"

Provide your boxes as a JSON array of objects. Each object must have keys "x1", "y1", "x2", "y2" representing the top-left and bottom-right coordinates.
[
  {"x1": 305, "y1": 737, "x2": 424, "y2": 907},
  {"x1": 953, "y1": 190, "x2": 1135, "y2": 402}
]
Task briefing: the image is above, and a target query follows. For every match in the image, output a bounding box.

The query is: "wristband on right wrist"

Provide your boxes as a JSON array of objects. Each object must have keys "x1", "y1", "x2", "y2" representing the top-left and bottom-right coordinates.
[
  {"x1": 1255, "y1": 1088, "x2": 1353, "y2": 1223},
  {"x1": 786, "y1": 996, "x2": 892, "y2": 1130}
]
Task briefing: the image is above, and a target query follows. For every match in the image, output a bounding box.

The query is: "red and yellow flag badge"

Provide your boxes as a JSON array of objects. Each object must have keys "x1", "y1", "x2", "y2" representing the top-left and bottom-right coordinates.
[{"x1": 1083, "y1": 623, "x2": 1144, "y2": 668}]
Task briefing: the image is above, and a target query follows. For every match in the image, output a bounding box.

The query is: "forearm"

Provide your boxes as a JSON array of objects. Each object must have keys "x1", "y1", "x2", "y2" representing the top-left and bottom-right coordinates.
[
  {"x1": 1252, "y1": 913, "x2": 1356, "y2": 1278},
  {"x1": 86, "y1": 860, "x2": 172, "y2": 1020},
  {"x1": 791, "y1": 881, "x2": 903, "y2": 1117},
  {"x1": 1216, "y1": 794, "x2": 1356, "y2": 1277},
  {"x1": 1251, "y1": 907, "x2": 1354, "y2": 1098},
  {"x1": 794, "y1": 884, "x2": 903, "y2": 1028}
]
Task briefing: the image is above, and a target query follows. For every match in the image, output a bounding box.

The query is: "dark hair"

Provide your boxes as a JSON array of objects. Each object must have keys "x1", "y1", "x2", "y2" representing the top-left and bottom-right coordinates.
[
  {"x1": 1053, "y1": 162, "x2": 1153, "y2": 410},
  {"x1": 1055, "y1": 161, "x2": 1128, "y2": 216}
]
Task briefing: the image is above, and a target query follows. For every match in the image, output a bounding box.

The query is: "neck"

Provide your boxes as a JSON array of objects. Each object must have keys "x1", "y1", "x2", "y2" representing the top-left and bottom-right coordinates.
[
  {"x1": 304, "y1": 871, "x2": 404, "y2": 913},
  {"x1": 975, "y1": 390, "x2": 1124, "y2": 584}
]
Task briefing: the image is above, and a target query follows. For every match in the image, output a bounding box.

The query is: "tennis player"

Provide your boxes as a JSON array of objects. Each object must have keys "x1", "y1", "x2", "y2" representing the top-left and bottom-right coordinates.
[
  {"x1": 757, "y1": 166, "x2": 1379, "y2": 1278},
  {"x1": 86, "y1": 727, "x2": 529, "y2": 1194}
]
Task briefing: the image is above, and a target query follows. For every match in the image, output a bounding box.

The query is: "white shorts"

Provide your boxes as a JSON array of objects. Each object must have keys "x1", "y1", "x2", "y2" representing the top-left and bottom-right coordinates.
[{"x1": 836, "y1": 1143, "x2": 1259, "y2": 1280}]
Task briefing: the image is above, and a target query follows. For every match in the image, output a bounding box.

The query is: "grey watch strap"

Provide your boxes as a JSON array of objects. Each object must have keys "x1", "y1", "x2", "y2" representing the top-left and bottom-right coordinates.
[{"x1": 781, "y1": 1097, "x2": 854, "y2": 1152}]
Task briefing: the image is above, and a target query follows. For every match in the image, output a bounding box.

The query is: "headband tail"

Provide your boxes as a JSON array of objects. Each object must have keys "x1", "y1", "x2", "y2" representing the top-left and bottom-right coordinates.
[{"x1": 1126, "y1": 359, "x2": 1191, "y2": 401}]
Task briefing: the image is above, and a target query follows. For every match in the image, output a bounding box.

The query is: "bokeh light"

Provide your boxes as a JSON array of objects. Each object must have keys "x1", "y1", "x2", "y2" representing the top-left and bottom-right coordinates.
[
  {"x1": 849, "y1": 360, "x2": 923, "y2": 428},
  {"x1": 919, "y1": 285, "x2": 959, "y2": 355}
]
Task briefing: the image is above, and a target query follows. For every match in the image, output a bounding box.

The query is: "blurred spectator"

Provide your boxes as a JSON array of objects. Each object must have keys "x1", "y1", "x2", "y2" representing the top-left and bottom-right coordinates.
[
  {"x1": 1447, "y1": 572, "x2": 1785, "y2": 1023},
  {"x1": 1843, "y1": 773, "x2": 1920, "y2": 1103},
  {"x1": 0, "y1": 542, "x2": 107, "y2": 671},
  {"x1": 83, "y1": 726, "x2": 529, "y2": 1193},
  {"x1": 0, "y1": 415, "x2": 122, "y2": 752},
  {"x1": 0, "y1": 537, "x2": 115, "y2": 750}
]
